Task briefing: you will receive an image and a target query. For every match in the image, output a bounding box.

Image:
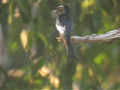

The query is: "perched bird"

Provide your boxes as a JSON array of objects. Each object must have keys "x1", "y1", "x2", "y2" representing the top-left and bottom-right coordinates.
[{"x1": 52, "y1": 5, "x2": 74, "y2": 59}]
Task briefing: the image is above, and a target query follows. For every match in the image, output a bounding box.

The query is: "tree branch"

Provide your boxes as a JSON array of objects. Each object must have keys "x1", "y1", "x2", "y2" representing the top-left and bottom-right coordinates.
[
  {"x1": 72, "y1": 29, "x2": 120, "y2": 43},
  {"x1": 57, "y1": 29, "x2": 120, "y2": 43}
]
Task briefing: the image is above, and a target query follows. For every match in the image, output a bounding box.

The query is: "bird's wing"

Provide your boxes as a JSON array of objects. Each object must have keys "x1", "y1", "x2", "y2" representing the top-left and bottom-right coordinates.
[{"x1": 64, "y1": 20, "x2": 73, "y2": 35}]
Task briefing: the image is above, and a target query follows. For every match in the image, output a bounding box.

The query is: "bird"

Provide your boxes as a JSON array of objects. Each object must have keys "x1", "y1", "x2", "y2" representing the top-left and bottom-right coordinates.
[{"x1": 52, "y1": 5, "x2": 75, "y2": 60}]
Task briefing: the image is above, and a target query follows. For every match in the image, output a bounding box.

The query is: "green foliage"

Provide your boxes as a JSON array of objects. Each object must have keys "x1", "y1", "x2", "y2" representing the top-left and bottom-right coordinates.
[
  {"x1": 0, "y1": 0, "x2": 120, "y2": 89},
  {"x1": 94, "y1": 53, "x2": 106, "y2": 64}
]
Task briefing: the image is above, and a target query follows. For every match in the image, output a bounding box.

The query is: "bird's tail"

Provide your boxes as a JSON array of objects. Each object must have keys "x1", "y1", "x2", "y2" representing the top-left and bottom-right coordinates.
[{"x1": 63, "y1": 35, "x2": 75, "y2": 60}]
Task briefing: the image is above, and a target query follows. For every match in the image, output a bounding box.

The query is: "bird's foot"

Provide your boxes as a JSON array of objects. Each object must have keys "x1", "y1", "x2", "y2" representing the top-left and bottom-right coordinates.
[{"x1": 56, "y1": 37, "x2": 62, "y2": 42}]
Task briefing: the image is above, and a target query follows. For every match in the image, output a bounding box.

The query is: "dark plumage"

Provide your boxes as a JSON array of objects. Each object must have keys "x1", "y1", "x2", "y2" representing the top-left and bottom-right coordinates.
[{"x1": 52, "y1": 5, "x2": 74, "y2": 59}]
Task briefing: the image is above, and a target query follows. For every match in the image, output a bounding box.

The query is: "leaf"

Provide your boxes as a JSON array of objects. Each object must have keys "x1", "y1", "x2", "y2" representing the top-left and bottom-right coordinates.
[
  {"x1": 20, "y1": 30, "x2": 28, "y2": 51},
  {"x1": 94, "y1": 53, "x2": 106, "y2": 64},
  {"x1": 38, "y1": 33, "x2": 48, "y2": 48}
]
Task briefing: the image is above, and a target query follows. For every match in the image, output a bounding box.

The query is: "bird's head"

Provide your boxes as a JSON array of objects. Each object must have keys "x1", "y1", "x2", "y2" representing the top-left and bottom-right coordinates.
[{"x1": 52, "y1": 5, "x2": 70, "y2": 17}]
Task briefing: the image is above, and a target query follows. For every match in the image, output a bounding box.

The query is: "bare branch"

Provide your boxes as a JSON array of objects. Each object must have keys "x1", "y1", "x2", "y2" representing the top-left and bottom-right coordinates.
[{"x1": 57, "y1": 29, "x2": 120, "y2": 43}]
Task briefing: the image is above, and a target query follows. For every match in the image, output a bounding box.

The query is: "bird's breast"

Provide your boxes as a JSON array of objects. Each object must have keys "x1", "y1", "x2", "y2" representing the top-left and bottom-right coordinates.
[{"x1": 56, "y1": 24, "x2": 65, "y2": 35}]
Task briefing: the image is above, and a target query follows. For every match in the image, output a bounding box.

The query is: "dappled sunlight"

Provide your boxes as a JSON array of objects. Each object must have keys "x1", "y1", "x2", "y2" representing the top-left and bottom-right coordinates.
[
  {"x1": 8, "y1": 69, "x2": 24, "y2": 78},
  {"x1": 38, "y1": 65, "x2": 51, "y2": 77},
  {"x1": 1, "y1": 0, "x2": 8, "y2": 4},
  {"x1": 42, "y1": 86, "x2": 51, "y2": 90},
  {"x1": 74, "y1": 64, "x2": 83, "y2": 80},
  {"x1": 14, "y1": 8, "x2": 20, "y2": 18},
  {"x1": 72, "y1": 81, "x2": 80, "y2": 90},
  {"x1": 88, "y1": 68, "x2": 94, "y2": 77},
  {"x1": 82, "y1": 0, "x2": 95, "y2": 8},
  {"x1": 49, "y1": 74, "x2": 60, "y2": 88},
  {"x1": 20, "y1": 30, "x2": 28, "y2": 52},
  {"x1": 38, "y1": 65, "x2": 60, "y2": 88}
]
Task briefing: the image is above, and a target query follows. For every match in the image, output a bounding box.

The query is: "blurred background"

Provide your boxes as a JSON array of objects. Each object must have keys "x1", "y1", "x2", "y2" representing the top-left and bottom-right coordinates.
[{"x1": 0, "y1": 0, "x2": 120, "y2": 89}]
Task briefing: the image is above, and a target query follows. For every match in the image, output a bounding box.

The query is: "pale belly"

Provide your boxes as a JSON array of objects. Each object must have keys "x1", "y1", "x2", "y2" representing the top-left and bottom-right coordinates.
[{"x1": 56, "y1": 24, "x2": 65, "y2": 35}]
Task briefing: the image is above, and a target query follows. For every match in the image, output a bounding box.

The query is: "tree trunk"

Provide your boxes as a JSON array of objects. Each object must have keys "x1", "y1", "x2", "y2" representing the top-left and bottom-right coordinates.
[
  {"x1": 0, "y1": 24, "x2": 9, "y2": 70},
  {"x1": 60, "y1": 60, "x2": 76, "y2": 89}
]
